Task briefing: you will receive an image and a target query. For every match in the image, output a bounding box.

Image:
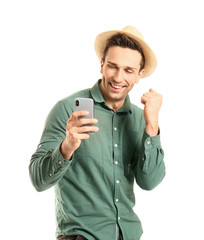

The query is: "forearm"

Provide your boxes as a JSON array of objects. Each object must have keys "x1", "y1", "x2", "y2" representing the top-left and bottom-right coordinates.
[
  {"x1": 145, "y1": 121, "x2": 159, "y2": 137},
  {"x1": 29, "y1": 144, "x2": 71, "y2": 192},
  {"x1": 135, "y1": 130, "x2": 166, "y2": 190},
  {"x1": 29, "y1": 100, "x2": 72, "y2": 191}
]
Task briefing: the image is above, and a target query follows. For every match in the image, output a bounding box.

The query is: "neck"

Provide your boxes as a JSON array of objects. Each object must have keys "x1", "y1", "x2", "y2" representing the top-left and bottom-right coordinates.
[{"x1": 106, "y1": 100, "x2": 125, "y2": 112}]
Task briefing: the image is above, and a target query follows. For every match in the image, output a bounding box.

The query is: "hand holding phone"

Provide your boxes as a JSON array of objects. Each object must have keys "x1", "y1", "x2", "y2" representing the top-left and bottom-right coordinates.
[{"x1": 60, "y1": 98, "x2": 98, "y2": 160}]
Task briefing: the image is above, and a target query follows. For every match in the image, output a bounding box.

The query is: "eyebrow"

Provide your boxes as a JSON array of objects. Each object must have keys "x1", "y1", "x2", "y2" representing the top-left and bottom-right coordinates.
[{"x1": 107, "y1": 61, "x2": 138, "y2": 71}]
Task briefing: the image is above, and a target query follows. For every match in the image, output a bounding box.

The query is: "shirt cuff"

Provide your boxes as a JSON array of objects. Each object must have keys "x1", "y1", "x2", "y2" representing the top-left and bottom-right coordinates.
[
  {"x1": 50, "y1": 144, "x2": 72, "y2": 176},
  {"x1": 142, "y1": 129, "x2": 161, "y2": 149}
]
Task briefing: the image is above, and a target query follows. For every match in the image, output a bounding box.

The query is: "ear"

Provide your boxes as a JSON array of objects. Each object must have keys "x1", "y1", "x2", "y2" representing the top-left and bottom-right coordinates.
[
  {"x1": 139, "y1": 68, "x2": 145, "y2": 78},
  {"x1": 135, "y1": 69, "x2": 145, "y2": 84},
  {"x1": 100, "y1": 59, "x2": 104, "y2": 74}
]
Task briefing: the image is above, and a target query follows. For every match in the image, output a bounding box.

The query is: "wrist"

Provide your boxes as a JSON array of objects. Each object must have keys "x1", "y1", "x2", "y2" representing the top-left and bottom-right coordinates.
[
  {"x1": 60, "y1": 140, "x2": 74, "y2": 161},
  {"x1": 145, "y1": 123, "x2": 159, "y2": 137}
]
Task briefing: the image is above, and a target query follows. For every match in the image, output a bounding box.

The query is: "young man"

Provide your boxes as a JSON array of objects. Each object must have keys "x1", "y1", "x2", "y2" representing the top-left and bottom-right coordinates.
[{"x1": 29, "y1": 26, "x2": 165, "y2": 240}]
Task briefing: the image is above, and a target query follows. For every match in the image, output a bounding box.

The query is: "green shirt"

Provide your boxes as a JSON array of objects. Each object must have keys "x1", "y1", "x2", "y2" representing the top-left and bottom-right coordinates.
[{"x1": 29, "y1": 80, "x2": 165, "y2": 240}]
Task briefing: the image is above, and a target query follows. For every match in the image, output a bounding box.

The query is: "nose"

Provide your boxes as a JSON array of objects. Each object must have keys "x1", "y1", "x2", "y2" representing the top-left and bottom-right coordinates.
[{"x1": 114, "y1": 69, "x2": 124, "y2": 83}]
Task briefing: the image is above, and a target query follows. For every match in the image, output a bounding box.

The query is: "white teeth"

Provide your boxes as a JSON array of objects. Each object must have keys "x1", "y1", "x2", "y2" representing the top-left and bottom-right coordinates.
[{"x1": 111, "y1": 83, "x2": 123, "y2": 89}]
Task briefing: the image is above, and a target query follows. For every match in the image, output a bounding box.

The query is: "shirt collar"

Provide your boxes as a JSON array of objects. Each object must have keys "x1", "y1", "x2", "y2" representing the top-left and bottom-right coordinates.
[
  {"x1": 90, "y1": 80, "x2": 105, "y2": 104},
  {"x1": 90, "y1": 80, "x2": 132, "y2": 114}
]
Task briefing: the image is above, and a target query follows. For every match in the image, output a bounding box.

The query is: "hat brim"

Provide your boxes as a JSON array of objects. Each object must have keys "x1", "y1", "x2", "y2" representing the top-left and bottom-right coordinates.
[{"x1": 94, "y1": 29, "x2": 157, "y2": 78}]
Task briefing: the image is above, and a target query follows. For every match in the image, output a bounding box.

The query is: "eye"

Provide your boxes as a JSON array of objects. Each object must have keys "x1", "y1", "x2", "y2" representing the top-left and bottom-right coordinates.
[
  {"x1": 125, "y1": 69, "x2": 134, "y2": 74},
  {"x1": 108, "y1": 64, "x2": 115, "y2": 69}
]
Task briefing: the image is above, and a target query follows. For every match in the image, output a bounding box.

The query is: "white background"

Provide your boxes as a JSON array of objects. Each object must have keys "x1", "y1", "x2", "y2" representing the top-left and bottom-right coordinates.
[{"x1": 1, "y1": 0, "x2": 204, "y2": 239}]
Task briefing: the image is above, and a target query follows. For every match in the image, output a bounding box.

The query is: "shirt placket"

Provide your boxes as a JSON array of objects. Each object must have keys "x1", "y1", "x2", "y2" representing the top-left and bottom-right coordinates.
[{"x1": 112, "y1": 112, "x2": 121, "y2": 227}]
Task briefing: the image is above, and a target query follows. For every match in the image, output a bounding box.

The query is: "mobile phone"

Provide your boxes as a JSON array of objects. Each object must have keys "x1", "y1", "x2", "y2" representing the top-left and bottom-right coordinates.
[{"x1": 74, "y1": 98, "x2": 94, "y2": 133}]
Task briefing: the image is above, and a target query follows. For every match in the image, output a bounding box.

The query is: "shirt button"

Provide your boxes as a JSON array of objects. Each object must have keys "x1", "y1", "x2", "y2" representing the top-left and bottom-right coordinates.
[
  {"x1": 142, "y1": 158, "x2": 145, "y2": 161},
  {"x1": 147, "y1": 140, "x2": 151, "y2": 145},
  {"x1": 118, "y1": 217, "x2": 121, "y2": 220},
  {"x1": 116, "y1": 180, "x2": 120, "y2": 184},
  {"x1": 114, "y1": 127, "x2": 117, "y2": 131},
  {"x1": 38, "y1": 144, "x2": 42, "y2": 148},
  {"x1": 114, "y1": 144, "x2": 118, "y2": 148},
  {"x1": 58, "y1": 160, "x2": 62, "y2": 165},
  {"x1": 115, "y1": 161, "x2": 118, "y2": 165},
  {"x1": 115, "y1": 199, "x2": 119, "y2": 202},
  {"x1": 49, "y1": 173, "x2": 52, "y2": 177}
]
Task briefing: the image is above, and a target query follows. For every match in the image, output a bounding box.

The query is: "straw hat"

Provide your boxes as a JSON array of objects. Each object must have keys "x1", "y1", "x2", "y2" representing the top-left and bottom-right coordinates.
[{"x1": 94, "y1": 25, "x2": 157, "y2": 78}]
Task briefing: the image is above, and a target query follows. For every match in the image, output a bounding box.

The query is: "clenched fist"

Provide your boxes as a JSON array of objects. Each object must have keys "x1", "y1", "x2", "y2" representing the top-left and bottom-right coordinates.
[{"x1": 141, "y1": 88, "x2": 162, "y2": 136}]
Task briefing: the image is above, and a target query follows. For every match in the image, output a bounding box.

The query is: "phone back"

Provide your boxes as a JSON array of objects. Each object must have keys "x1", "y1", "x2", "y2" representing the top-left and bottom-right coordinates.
[{"x1": 74, "y1": 98, "x2": 94, "y2": 119}]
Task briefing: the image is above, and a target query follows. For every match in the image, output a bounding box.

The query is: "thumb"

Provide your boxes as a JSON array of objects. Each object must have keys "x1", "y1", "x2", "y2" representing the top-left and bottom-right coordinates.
[{"x1": 149, "y1": 88, "x2": 155, "y2": 93}]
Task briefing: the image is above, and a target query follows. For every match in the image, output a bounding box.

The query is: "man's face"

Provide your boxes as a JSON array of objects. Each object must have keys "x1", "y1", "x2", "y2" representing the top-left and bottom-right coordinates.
[{"x1": 100, "y1": 46, "x2": 144, "y2": 110}]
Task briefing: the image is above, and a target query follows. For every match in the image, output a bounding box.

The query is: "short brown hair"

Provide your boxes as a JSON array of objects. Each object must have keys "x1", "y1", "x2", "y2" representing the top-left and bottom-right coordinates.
[{"x1": 103, "y1": 33, "x2": 145, "y2": 72}]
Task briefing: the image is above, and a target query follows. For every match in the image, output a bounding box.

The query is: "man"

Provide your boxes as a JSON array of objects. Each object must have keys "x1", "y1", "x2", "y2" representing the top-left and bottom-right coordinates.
[{"x1": 29, "y1": 26, "x2": 165, "y2": 240}]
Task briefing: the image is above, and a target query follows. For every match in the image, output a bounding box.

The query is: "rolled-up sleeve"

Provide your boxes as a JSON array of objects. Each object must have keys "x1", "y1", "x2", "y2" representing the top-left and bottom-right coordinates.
[{"x1": 134, "y1": 130, "x2": 166, "y2": 191}]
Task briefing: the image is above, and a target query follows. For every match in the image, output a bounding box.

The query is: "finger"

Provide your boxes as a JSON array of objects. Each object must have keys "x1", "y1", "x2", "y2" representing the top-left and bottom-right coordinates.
[
  {"x1": 143, "y1": 92, "x2": 157, "y2": 100},
  {"x1": 141, "y1": 96, "x2": 148, "y2": 105},
  {"x1": 77, "y1": 118, "x2": 98, "y2": 127},
  {"x1": 143, "y1": 91, "x2": 152, "y2": 97},
  {"x1": 149, "y1": 88, "x2": 158, "y2": 93},
  {"x1": 71, "y1": 111, "x2": 90, "y2": 120},
  {"x1": 149, "y1": 88, "x2": 154, "y2": 92},
  {"x1": 77, "y1": 126, "x2": 99, "y2": 133},
  {"x1": 76, "y1": 133, "x2": 90, "y2": 140},
  {"x1": 69, "y1": 130, "x2": 90, "y2": 140}
]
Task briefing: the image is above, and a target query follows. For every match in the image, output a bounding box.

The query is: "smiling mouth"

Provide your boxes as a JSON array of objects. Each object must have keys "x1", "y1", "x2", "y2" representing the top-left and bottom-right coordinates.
[{"x1": 110, "y1": 82, "x2": 125, "y2": 90}]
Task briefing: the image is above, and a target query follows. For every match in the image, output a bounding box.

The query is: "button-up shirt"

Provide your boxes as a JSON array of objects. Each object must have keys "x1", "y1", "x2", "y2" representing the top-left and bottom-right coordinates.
[{"x1": 29, "y1": 80, "x2": 165, "y2": 240}]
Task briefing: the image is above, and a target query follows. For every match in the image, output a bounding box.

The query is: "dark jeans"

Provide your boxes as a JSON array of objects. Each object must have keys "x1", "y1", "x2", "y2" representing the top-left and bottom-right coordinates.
[{"x1": 57, "y1": 233, "x2": 123, "y2": 240}]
